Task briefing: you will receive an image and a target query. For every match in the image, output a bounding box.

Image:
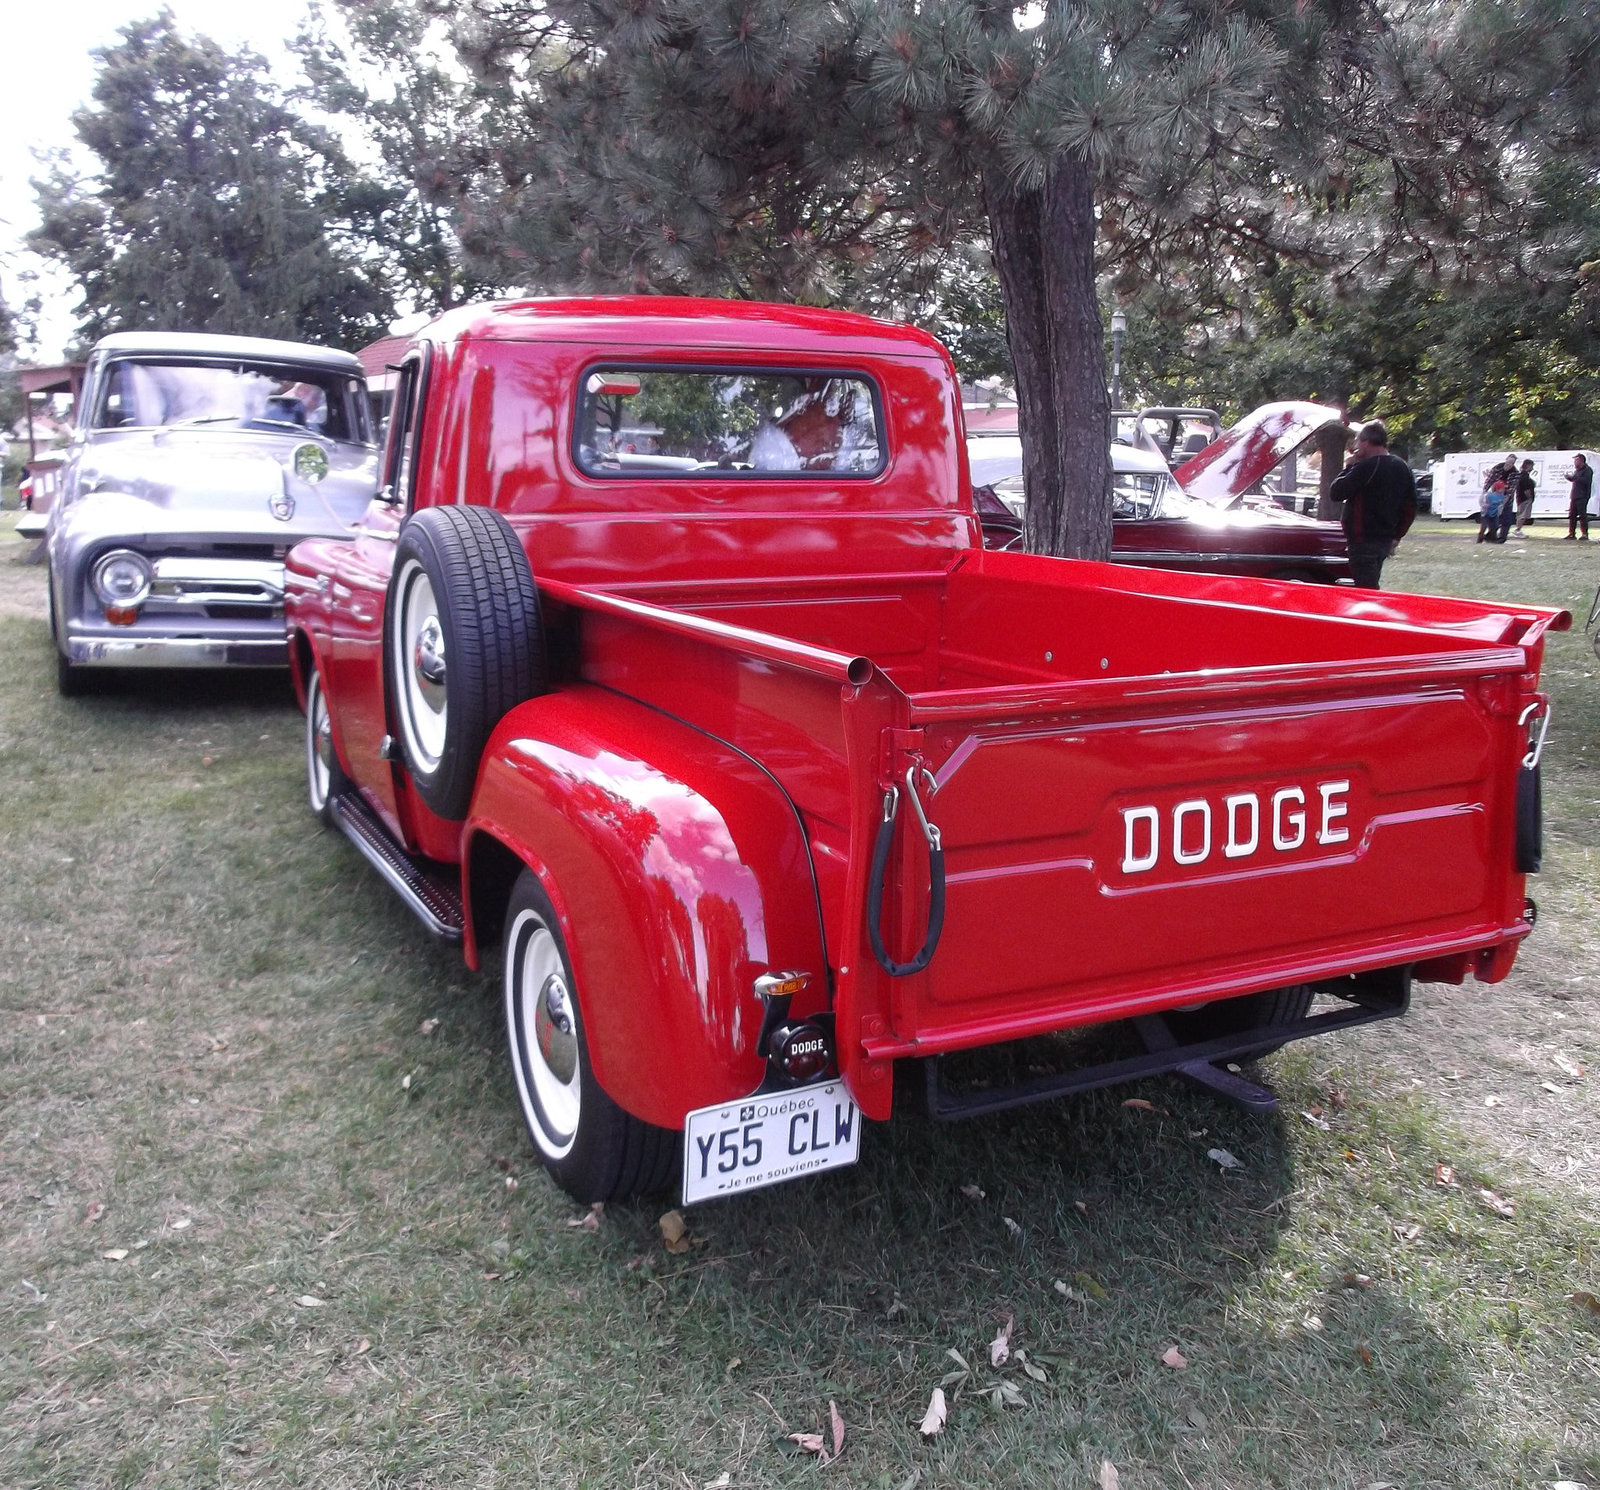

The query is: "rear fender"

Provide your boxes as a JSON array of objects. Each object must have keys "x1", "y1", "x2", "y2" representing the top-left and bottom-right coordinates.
[{"x1": 463, "y1": 687, "x2": 826, "y2": 1130}]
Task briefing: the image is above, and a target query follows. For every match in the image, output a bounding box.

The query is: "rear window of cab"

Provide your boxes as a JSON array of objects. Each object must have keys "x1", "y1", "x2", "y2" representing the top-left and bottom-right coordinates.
[{"x1": 574, "y1": 367, "x2": 886, "y2": 478}]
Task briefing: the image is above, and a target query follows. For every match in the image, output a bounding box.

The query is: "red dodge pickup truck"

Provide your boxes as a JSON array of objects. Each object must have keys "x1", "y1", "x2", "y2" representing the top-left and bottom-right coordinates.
[{"x1": 285, "y1": 297, "x2": 1566, "y2": 1207}]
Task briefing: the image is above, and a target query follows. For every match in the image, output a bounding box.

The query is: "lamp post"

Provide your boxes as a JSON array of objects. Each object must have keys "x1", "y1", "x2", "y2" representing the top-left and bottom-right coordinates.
[{"x1": 1110, "y1": 310, "x2": 1127, "y2": 410}]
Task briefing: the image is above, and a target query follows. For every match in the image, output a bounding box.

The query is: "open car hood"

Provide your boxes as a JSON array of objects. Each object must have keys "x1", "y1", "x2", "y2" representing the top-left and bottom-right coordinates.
[{"x1": 1173, "y1": 401, "x2": 1348, "y2": 507}]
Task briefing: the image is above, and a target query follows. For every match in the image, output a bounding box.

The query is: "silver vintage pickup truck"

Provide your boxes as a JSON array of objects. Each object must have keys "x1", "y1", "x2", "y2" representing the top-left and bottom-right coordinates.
[{"x1": 46, "y1": 331, "x2": 378, "y2": 695}]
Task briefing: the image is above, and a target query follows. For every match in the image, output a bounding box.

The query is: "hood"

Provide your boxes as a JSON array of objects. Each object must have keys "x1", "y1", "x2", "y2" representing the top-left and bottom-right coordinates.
[
  {"x1": 1173, "y1": 401, "x2": 1347, "y2": 506},
  {"x1": 67, "y1": 427, "x2": 378, "y2": 537}
]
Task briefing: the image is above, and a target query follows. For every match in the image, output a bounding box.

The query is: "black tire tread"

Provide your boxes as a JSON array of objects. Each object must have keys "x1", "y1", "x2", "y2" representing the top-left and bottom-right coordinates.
[{"x1": 392, "y1": 506, "x2": 545, "y2": 819}]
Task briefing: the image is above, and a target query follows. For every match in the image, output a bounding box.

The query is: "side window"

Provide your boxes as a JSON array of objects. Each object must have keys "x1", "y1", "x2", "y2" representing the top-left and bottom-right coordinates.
[{"x1": 381, "y1": 350, "x2": 429, "y2": 508}]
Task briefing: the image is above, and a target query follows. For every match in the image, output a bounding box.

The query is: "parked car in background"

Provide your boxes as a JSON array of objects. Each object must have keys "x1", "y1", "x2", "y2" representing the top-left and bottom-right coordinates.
[
  {"x1": 47, "y1": 332, "x2": 378, "y2": 694},
  {"x1": 969, "y1": 432, "x2": 1352, "y2": 583}
]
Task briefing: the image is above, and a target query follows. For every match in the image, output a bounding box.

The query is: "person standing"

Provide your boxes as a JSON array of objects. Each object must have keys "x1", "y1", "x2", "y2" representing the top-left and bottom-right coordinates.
[
  {"x1": 1565, "y1": 453, "x2": 1594, "y2": 540},
  {"x1": 1329, "y1": 419, "x2": 1417, "y2": 588},
  {"x1": 1512, "y1": 459, "x2": 1537, "y2": 537}
]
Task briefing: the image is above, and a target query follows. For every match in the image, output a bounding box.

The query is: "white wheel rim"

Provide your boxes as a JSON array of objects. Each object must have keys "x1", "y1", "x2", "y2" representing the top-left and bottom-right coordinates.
[
  {"x1": 394, "y1": 559, "x2": 448, "y2": 771},
  {"x1": 505, "y1": 906, "x2": 581, "y2": 1159},
  {"x1": 307, "y1": 671, "x2": 332, "y2": 813}
]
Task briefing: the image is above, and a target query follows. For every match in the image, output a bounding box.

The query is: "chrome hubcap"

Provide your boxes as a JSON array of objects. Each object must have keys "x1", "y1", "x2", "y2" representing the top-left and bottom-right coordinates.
[
  {"x1": 413, "y1": 615, "x2": 446, "y2": 698},
  {"x1": 308, "y1": 675, "x2": 331, "y2": 810},
  {"x1": 534, "y1": 973, "x2": 578, "y2": 1085}
]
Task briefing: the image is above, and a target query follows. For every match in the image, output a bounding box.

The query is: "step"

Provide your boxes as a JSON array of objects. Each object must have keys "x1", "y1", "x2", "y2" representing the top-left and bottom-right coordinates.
[{"x1": 332, "y1": 791, "x2": 463, "y2": 943}]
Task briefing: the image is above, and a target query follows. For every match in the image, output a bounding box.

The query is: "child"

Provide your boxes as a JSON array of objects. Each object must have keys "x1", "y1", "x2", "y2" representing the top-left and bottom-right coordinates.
[{"x1": 1478, "y1": 477, "x2": 1508, "y2": 543}]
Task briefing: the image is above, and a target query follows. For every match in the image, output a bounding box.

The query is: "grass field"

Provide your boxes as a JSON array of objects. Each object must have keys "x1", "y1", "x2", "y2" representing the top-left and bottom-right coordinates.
[{"x1": 2, "y1": 513, "x2": 1597, "y2": 1489}]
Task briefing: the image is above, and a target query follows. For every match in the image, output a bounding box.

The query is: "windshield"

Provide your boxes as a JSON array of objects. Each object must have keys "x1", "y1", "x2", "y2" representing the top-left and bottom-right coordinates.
[
  {"x1": 92, "y1": 357, "x2": 371, "y2": 445},
  {"x1": 990, "y1": 467, "x2": 1182, "y2": 521}
]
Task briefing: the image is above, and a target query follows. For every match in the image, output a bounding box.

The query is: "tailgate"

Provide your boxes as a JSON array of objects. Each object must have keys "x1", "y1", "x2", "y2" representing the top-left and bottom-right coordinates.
[{"x1": 839, "y1": 648, "x2": 1544, "y2": 1072}]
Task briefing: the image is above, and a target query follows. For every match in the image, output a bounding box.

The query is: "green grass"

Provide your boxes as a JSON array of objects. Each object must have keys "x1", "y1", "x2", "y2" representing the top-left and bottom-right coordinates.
[{"x1": 2, "y1": 513, "x2": 1597, "y2": 1488}]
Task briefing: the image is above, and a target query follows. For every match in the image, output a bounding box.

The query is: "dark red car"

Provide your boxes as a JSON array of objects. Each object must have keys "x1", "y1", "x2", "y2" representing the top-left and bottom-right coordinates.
[{"x1": 970, "y1": 402, "x2": 1353, "y2": 583}]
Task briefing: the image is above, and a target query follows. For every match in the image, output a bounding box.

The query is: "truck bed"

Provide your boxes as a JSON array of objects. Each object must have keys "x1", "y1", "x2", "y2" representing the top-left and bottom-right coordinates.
[{"x1": 535, "y1": 549, "x2": 1564, "y2": 1114}]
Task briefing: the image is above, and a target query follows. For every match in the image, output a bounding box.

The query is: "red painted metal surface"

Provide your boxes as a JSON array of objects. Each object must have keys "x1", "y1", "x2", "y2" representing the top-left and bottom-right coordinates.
[{"x1": 284, "y1": 297, "x2": 1569, "y2": 1133}]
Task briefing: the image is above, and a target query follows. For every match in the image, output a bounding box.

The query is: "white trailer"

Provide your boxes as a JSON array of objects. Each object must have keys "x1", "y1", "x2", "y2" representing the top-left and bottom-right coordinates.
[{"x1": 1434, "y1": 449, "x2": 1599, "y2": 522}]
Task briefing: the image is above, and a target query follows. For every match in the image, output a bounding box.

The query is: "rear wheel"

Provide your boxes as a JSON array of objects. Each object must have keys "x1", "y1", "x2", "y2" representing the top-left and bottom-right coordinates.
[
  {"x1": 502, "y1": 870, "x2": 679, "y2": 1203},
  {"x1": 304, "y1": 662, "x2": 350, "y2": 828}
]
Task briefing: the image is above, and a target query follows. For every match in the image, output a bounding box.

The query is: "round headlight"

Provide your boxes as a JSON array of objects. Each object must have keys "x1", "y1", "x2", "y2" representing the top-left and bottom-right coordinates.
[
  {"x1": 293, "y1": 443, "x2": 330, "y2": 484},
  {"x1": 91, "y1": 549, "x2": 153, "y2": 607}
]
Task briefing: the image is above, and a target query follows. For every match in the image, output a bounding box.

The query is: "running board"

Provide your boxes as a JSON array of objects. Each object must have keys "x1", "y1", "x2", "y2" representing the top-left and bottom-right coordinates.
[
  {"x1": 923, "y1": 968, "x2": 1410, "y2": 1121},
  {"x1": 332, "y1": 792, "x2": 463, "y2": 943}
]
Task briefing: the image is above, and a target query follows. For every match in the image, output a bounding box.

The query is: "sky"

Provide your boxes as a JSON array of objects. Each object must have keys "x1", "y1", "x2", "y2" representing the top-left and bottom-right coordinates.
[{"x1": 0, "y1": 1, "x2": 312, "y2": 359}]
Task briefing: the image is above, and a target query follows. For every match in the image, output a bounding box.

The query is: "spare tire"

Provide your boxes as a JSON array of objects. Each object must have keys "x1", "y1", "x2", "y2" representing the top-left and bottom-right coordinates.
[{"x1": 387, "y1": 505, "x2": 545, "y2": 820}]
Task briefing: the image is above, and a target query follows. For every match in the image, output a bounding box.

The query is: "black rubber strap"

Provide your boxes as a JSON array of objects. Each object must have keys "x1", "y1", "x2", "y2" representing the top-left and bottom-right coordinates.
[{"x1": 866, "y1": 802, "x2": 946, "y2": 978}]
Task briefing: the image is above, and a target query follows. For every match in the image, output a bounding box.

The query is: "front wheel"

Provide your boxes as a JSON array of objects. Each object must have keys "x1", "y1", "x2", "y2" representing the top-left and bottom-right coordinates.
[
  {"x1": 502, "y1": 871, "x2": 679, "y2": 1203},
  {"x1": 304, "y1": 662, "x2": 351, "y2": 828}
]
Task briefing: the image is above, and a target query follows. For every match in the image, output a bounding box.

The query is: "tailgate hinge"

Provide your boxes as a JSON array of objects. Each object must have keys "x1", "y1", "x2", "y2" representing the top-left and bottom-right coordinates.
[{"x1": 879, "y1": 727, "x2": 925, "y2": 790}]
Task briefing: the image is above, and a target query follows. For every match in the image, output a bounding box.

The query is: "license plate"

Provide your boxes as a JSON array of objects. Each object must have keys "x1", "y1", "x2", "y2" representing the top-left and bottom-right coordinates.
[{"x1": 682, "y1": 1082, "x2": 861, "y2": 1205}]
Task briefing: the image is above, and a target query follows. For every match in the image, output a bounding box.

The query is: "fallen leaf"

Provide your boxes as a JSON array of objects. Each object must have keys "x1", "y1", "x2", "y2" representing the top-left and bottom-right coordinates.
[
  {"x1": 1328, "y1": 1088, "x2": 1348, "y2": 1109},
  {"x1": 991, "y1": 1378, "x2": 1025, "y2": 1407},
  {"x1": 1002, "y1": 1216, "x2": 1023, "y2": 1241},
  {"x1": 400, "y1": 1073, "x2": 411, "y2": 1091},
  {"x1": 567, "y1": 1202, "x2": 604, "y2": 1232},
  {"x1": 1161, "y1": 1345, "x2": 1188, "y2": 1369},
  {"x1": 355, "y1": 1338, "x2": 371, "y2": 1354},
  {"x1": 918, "y1": 1387, "x2": 947, "y2": 1436},
  {"x1": 829, "y1": 1399, "x2": 845, "y2": 1459},
  {"x1": 83, "y1": 1202, "x2": 104, "y2": 1225},
  {"x1": 504, "y1": 1175, "x2": 518, "y2": 1191},
  {"x1": 101, "y1": 1248, "x2": 129, "y2": 1262},
  {"x1": 1099, "y1": 1460, "x2": 1120, "y2": 1490},
  {"x1": 1054, "y1": 1280, "x2": 1090, "y2": 1304},
  {"x1": 294, "y1": 1295, "x2": 325, "y2": 1308},
  {"x1": 1434, "y1": 1163, "x2": 1458, "y2": 1187},
  {"x1": 704, "y1": 1475, "x2": 732, "y2": 1490},
  {"x1": 1187, "y1": 1406, "x2": 1209, "y2": 1430},
  {"x1": 960, "y1": 1184, "x2": 985, "y2": 1200},
  {"x1": 1394, "y1": 1224, "x2": 1420, "y2": 1241},
  {"x1": 788, "y1": 1431, "x2": 826, "y2": 1456},
  {"x1": 1342, "y1": 1273, "x2": 1373, "y2": 1289},
  {"x1": 1207, "y1": 1147, "x2": 1242, "y2": 1171},
  {"x1": 1073, "y1": 1199, "x2": 1089, "y2": 1215},
  {"x1": 945, "y1": 1347, "x2": 971, "y2": 1371},
  {"x1": 1303, "y1": 1315, "x2": 1325, "y2": 1333},
  {"x1": 1122, "y1": 1097, "x2": 1157, "y2": 1112},
  {"x1": 1019, "y1": 1350, "x2": 1047, "y2": 1382},
  {"x1": 1478, "y1": 1188, "x2": 1515, "y2": 1219},
  {"x1": 1570, "y1": 1290, "x2": 1600, "y2": 1316},
  {"x1": 1074, "y1": 1271, "x2": 1109, "y2": 1301},
  {"x1": 990, "y1": 1314, "x2": 1014, "y2": 1367},
  {"x1": 170, "y1": 1217, "x2": 192, "y2": 1230},
  {"x1": 1541, "y1": 1081, "x2": 1563, "y2": 1094},
  {"x1": 481, "y1": 1271, "x2": 502, "y2": 1281},
  {"x1": 1301, "y1": 1110, "x2": 1331, "y2": 1131},
  {"x1": 201, "y1": 756, "x2": 214, "y2": 766},
  {"x1": 208, "y1": 1037, "x2": 228, "y2": 1052},
  {"x1": 1484, "y1": 1094, "x2": 1503, "y2": 1107},
  {"x1": 1308, "y1": 1104, "x2": 1324, "y2": 1118},
  {"x1": 419, "y1": 1017, "x2": 440, "y2": 1036},
  {"x1": 1553, "y1": 1053, "x2": 1585, "y2": 1078},
  {"x1": 1358, "y1": 1344, "x2": 1373, "y2": 1366},
  {"x1": 658, "y1": 1209, "x2": 689, "y2": 1252}
]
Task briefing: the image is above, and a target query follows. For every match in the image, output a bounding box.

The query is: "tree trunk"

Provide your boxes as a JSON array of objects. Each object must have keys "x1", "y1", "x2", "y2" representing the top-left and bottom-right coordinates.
[
  {"x1": 982, "y1": 152, "x2": 1111, "y2": 560},
  {"x1": 1315, "y1": 419, "x2": 1349, "y2": 521}
]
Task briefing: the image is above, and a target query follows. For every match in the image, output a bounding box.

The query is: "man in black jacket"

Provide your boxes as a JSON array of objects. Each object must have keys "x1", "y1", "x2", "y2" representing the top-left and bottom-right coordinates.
[
  {"x1": 1329, "y1": 420, "x2": 1418, "y2": 588},
  {"x1": 1565, "y1": 453, "x2": 1593, "y2": 540}
]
